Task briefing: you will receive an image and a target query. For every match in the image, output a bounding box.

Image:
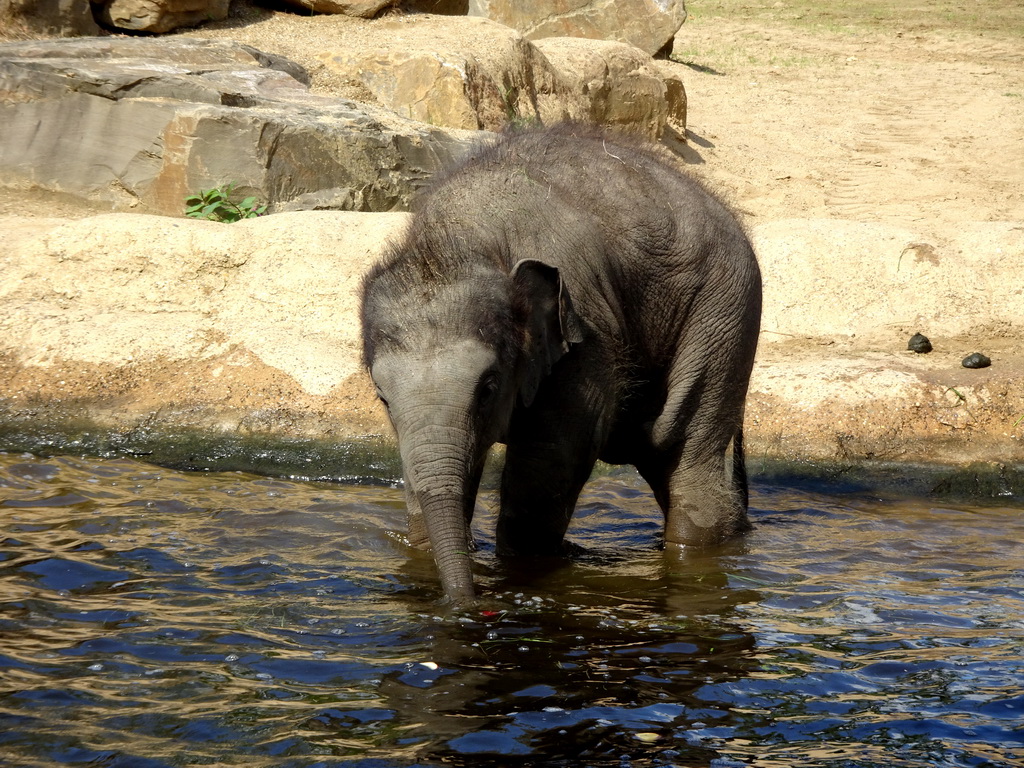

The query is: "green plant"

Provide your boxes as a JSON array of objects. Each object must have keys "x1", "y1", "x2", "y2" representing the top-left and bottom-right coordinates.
[{"x1": 185, "y1": 183, "x2": 267, "y2": 223}]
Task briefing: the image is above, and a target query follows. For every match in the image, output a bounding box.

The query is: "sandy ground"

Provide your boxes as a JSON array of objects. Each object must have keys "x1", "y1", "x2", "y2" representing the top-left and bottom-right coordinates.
[{"x1": 675, "y1": 6, "x2": 1024, "y2": 228}]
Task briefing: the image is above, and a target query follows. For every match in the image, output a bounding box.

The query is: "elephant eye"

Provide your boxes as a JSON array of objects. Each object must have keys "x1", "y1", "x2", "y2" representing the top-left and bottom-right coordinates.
[{"x1": 477, "y1": 372, "x2": 500, "y2": 409}]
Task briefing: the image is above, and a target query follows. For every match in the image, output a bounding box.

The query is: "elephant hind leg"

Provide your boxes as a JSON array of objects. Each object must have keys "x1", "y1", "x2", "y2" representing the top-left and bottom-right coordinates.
[
  {"x1": 642, "y1": 283, "x2": 758, "y2": 546},
  {"x1": 731, "y1": 425, "x2": 750, "y2": 511},
  {"x1": 638, "y1": 430, "x2": 750, "y2": 548},
  {"x1": 670, "y1": 445, "x2": 751, "y2": 547}
]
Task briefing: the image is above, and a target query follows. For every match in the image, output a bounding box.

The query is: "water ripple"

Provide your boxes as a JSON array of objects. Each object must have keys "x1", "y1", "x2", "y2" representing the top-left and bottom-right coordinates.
[{"x1": 0, "y1": 452, "x2": 1022, "y2": 767}]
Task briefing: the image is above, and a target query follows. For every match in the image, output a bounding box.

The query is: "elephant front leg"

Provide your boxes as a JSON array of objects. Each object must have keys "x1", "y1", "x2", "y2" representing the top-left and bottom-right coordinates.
[
  {"x1": 404, "y1": 483, "x2": 431, "y2": 550},
  {"x1": 497, "y1": 350, "x2": 615, "y2": 557},
  {"x1": 496, "y1": 445, "x2": 595, "y2": 556}
]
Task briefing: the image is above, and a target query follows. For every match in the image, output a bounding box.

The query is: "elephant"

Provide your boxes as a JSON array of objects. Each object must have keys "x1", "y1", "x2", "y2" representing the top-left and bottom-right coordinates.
[{"x1": 360, "y1": 124, "x2": 762, "y2": 602}]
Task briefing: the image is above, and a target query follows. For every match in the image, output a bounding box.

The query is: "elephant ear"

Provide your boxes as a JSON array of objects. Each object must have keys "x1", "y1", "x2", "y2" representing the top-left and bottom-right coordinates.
[{"x1": 510, "y1": 258, "x2": 584, "y2": 407}]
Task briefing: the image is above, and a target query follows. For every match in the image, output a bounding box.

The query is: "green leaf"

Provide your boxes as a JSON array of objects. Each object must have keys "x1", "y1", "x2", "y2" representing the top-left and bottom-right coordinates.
[{"x1": 184, "y1": 183, "x2": 267, "y2": 223}]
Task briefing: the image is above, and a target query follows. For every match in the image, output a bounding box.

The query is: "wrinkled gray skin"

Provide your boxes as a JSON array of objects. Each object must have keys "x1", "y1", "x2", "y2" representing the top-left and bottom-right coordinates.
[{"x1": 361, "y1": 125, "x2": 761, "y2": 602}]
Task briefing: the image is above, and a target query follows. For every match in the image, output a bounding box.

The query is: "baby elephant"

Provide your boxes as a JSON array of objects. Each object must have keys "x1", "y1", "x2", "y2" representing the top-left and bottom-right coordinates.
[{"x1": 361, "y1": 124, "x2": 761, "y2": 602}]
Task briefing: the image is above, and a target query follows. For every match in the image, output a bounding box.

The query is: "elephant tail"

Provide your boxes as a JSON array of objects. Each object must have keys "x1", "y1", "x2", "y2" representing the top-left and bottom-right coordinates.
[{"x1": 731, "y1": 425, "x2": 749, "y2": 511}]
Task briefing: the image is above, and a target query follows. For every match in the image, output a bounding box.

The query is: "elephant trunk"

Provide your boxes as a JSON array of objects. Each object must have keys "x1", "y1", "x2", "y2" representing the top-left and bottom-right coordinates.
[
  {"x1": 418, "y1": 490, "x2": 475, "y2": 602},
  {"x1": 397, "y1": 419, "x2": 479, "y2": 603}
]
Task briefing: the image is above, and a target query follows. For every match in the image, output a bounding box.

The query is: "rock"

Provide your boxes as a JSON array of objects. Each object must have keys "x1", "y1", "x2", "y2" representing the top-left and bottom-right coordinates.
[
  {"x1": 467, "y1": 0, "x2": 687, "y2": 57},
  {"x1": 908, "y1": 332, "x2": 932, "y2": 353},
  {"x1": 2, "y1": 211, "x2": 1022, "y2": 471},
  {"x1": 0, "y1": 0, "x2": 100, "y2": 36},
  {"x1": 316, "y1": 16, "x2": 679, "y2": 135},
  {"x1": 746, "y1": 348, "x2": 1023, "y2": 467},
  {"x1": 317, "y1": 15, "x2": 571, "y2": 131},
  {"x1": 655, "y1": 61, "x2": 687, "y2": 130},
  {"x1": 93, "y1": 0, "x2": 230, "y2": 33},
  {"x1": 0, "y1": 37, "x2": 480, "y2": 215},
  {"x1": 962, "y1": 353, "x2": 991, "y2": 369},
  {"x1": 533, "y1": 37, "x2": 670, "y2": 138},
  {"x1": 277, "y1": 0, "x2": 397, "y2": 17}
]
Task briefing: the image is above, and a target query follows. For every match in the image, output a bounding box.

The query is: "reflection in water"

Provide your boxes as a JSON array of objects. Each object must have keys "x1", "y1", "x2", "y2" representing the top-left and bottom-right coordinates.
[{"x1": 0, "y1": 452, "x2": 1022, "y2": 767}]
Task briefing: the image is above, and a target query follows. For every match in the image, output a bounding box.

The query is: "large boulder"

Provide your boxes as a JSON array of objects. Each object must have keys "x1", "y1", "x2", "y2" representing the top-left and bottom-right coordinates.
[
  {"x1": 0, "y1": 0, "x2": 100, "y2": 36},
  {"x1": 467, "y1": 0, "x2": 687, "y2": 57},
  {"x1": 317, "y1": 15, "x2": 571, "y2": 131},
  {"x1": 656, "y1": 61, "x2": 687, "y2": 134},
  {"x1": 315, "y1": 15, "x2": 683, "y2": 135},
  {"x1": 534, "y1": 37, "x2": 677, "y2": 139},
  {"x1": 0, "y1": 37, "x2": 480, "y2": 215},
  {"x1": 93, "y1": 0, "x2": 229, "y2": 33}
]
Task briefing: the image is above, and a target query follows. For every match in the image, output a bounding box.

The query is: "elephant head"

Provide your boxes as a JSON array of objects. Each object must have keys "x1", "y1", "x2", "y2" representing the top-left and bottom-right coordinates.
[{"x1": 361, "y1": 243, "x2": 583, "y2": 602}]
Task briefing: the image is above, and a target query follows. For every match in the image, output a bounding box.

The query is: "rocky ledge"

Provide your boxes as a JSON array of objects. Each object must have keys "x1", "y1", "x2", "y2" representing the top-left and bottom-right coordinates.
[
  {"x1": 2, "y1": 211, "x2": 1021, "y2": 496},
  {"x1": 0, "y1": 36, "x2": 478, "y2": 213},
  {"x1": 0, "y1": 33, "x2": 684, "y2": 213}
]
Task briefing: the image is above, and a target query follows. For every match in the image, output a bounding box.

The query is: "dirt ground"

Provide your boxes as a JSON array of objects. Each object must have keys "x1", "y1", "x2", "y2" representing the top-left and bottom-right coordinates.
[{"x1": 670, "y1": 1, "x2": 1024, "y2": 469}]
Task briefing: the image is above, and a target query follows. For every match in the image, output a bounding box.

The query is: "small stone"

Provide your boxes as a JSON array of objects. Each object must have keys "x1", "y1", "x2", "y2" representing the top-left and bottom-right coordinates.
[
  {"x1": 634, "y1": 732, "x2": 661, "y2": 743},
  {"x1": 962, "y1": 353, "x2": 991, "y2": 369},
  {"x1": 907, "y1": 333, "x2": 932, "y2": 353}
]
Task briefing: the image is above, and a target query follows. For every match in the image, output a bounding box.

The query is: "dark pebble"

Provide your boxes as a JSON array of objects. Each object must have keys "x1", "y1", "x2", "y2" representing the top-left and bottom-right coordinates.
[
  {"x1": 907, "y1": 333, "x2": 932, "y2": 353},
  {"x1": 962, "y1": 353, "x2": 991, "y2": 369}
]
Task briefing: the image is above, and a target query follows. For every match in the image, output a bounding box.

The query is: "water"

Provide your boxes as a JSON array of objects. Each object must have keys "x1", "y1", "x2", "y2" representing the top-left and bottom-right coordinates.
[{"x1": 1, "y1": 451, "x2": 1022, "y2": 768}]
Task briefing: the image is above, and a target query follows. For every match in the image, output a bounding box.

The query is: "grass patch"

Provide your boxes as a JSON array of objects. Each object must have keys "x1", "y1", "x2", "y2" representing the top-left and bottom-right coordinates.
[{"x1": 687, "y1": 0, "x2": 1024, "y2": 39}]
